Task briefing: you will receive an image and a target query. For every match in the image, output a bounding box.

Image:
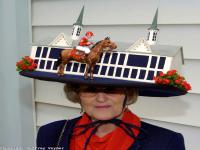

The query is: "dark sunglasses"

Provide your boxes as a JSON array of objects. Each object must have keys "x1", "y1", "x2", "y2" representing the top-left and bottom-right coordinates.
[{"x1": 78, "y1": 86, "x2": 125, "y2": 94}]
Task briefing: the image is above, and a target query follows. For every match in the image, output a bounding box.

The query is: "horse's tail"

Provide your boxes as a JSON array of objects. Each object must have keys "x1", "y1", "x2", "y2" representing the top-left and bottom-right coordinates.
[{"x1": 56, "y1": 52, "x2": 62, "y2": 68}]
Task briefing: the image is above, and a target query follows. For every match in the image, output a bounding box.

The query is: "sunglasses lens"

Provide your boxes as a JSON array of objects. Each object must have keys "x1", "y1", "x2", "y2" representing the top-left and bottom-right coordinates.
[{"x1": 79, "y1": 86, "x2": 124, "y2": 94}]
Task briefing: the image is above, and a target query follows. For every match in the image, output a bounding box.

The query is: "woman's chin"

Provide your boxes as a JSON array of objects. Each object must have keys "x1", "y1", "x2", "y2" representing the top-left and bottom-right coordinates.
[{"x1": 91, "y1": 113, "x2": 116, "y2": 121}]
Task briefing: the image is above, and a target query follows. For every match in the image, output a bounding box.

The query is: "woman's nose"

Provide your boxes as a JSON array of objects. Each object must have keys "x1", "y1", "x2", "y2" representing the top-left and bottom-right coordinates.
[{"x1": 96, "y1": 92, "x2": 107, "y2": 102}]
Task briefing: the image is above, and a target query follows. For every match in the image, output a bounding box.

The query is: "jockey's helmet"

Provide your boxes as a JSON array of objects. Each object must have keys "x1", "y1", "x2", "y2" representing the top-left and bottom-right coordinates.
[{"x1": 86, "y1": 31, "x2": 94, "y2": 37}]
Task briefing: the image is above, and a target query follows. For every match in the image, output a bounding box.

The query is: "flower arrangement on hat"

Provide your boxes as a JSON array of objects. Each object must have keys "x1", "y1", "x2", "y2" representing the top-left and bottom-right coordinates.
[
  {"x1": 153, "y1": 69, "x2": 191, "y2": 91},
  {"x1": 16, "y1": 56, "x2": 37, "y2": 72}
]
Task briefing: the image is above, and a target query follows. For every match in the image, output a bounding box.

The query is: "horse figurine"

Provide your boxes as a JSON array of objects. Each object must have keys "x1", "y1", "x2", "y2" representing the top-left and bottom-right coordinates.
[{"x1": 57, "y1": 37, "x2": 117, "y2": 79}]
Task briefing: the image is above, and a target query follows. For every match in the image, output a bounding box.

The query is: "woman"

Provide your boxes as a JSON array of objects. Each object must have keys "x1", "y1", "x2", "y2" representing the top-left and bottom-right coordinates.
[
  {"x1": 36, "y1": 84, "x2": 185, "y2": 150},
  {"x1": 16, "y1": 34, "x2": 189, "y2": 150}
]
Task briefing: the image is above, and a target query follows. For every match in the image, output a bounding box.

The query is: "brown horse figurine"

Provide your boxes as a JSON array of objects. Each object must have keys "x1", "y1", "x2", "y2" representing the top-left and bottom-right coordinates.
[{"x1": 57, "y1": 37, "x2": 117, "y2": 79}]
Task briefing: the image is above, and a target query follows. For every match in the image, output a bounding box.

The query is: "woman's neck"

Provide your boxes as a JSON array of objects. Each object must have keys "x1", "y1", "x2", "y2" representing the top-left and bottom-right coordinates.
[
  {"x1": 95, "y1": 124, "x2": 117, "y2": 137},
  {"x1": 93, "y1": 112, "x2": 124, "y2": 138}
]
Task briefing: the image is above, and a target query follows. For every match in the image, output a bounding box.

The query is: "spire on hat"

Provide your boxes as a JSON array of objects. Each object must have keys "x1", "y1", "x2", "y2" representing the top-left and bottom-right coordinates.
[
  {"x1": 73, "y1": 6, "x2": 84, "y2": 26},
  {"x1": 71, "y1": 6, "x2": 85, "y2": 41},
  {"x1": 149, "y1": 8, "x2": 158, "y2": 30},
  {"x1": 147, "y1": 8, "x2": 159, "y2": 45}
]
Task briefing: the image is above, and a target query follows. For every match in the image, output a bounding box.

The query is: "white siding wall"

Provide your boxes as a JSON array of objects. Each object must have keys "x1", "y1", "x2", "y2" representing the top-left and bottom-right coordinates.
[
  {"x1": 0, "y1": 0, "x2": 35, "y2": 147},
  {"x1": 31, "y1": 0, "x2": 200, "y2": 149}
]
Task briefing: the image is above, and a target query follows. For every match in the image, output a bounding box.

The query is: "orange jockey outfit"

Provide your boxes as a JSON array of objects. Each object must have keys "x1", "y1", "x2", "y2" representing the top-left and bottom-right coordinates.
[
  {"x1": 76, "y1": 31, "x2": 94, "y2": 54},
  {"x1": 79, "y1": 36, "x2": 92, "y2": 47},
  {"x1": 78, "y1": 31, "x2": 94, "y2": 47}
]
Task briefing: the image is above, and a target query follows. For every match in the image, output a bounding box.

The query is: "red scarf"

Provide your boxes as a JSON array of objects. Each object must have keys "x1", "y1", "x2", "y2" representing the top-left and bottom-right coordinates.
[{"x1": 70, "y1": 110, "x2": 141, "y2": 150}]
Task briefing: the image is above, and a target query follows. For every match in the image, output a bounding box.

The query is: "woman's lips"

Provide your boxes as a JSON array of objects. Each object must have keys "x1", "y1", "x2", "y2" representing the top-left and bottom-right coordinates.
[{"x1": 95, "y1": 105, "x2": 111, "y2": 108}]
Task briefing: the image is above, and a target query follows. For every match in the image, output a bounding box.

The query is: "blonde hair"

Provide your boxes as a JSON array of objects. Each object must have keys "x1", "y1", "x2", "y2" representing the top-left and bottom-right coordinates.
[{"x1": 64, "y1": 84, "x2": 138, "y2": 105}]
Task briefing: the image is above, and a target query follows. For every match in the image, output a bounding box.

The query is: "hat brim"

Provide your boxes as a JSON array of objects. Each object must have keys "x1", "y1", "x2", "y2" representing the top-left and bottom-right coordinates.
[{"x1": 20, "y1": 71, "x2": 187, "y2": 97}]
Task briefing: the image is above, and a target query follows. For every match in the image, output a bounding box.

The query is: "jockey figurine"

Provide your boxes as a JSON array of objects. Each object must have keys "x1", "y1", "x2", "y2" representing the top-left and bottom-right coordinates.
[{"x1": 76, "y1": 31, "x2": 94, "y2": 54}]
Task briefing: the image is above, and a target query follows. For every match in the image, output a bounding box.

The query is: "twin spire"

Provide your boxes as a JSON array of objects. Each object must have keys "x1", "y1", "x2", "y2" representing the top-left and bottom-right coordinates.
[
  {"x1": 51, "y1": 6, "x2": 159, "y2": 49},
  {"x1": 71, "y1": 6, "x2": 159, "y2": 46}
]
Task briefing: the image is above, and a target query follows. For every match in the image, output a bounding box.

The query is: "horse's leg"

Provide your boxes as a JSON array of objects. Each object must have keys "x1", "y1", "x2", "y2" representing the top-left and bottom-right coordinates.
[
  {"x1": 84, "y1": 64, "x2": 90, "y2": 79},
  {"x1": 58, "y1": 61, "x2": 65, "y2": 76},
  {"x1": 58, "y1": 63, "x2": 64, "y2": 75},
  {"x1": 57, "y1": 58, "x2": 62, "y2": 75},
  {"x1": 90, "y1": 64, "x2": 95, "y2": 80},
  {"x1": 57, "y1": 49, "x2": 72, "y2": 76},
  {"x1": 58, "y1": 59, "x2": 69, "y2": 76}
]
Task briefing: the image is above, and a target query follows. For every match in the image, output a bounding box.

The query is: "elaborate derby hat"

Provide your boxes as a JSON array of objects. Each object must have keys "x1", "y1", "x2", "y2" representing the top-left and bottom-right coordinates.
[
  {"x1": 17, "y1": 41, "x2": 191, "y2": 97},
  {"x1": 16, "y1": 7, "x2": 191, "y2": 97}
]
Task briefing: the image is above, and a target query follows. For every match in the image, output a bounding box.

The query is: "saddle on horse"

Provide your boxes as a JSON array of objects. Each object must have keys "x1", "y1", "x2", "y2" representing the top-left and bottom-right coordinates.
[{"x1": 69, "y1": 49, "x2": 86, "y2": 61}]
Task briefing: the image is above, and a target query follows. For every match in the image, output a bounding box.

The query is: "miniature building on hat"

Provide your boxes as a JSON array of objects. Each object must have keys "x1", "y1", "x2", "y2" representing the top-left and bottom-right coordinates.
[
  {"x1": 28, "y1": 6, "x2": 184, "y2": 84},
  {"x1": 30, "y1": 44, "x2": 183, "y2": 84}
]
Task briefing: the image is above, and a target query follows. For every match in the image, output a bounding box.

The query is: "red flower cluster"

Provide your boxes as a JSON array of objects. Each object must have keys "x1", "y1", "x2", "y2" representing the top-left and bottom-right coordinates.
[
  {"x1": 153, "y1": 70, "x2": 191, "y2": 91},
  {"x1": 16, "y1": 56, "x2": 37, "y2": 71}
]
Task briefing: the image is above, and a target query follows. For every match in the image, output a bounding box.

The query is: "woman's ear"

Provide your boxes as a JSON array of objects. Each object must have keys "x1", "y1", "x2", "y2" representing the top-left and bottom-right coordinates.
[
  {"x1": 122, "y1": 94, "x2": 128, "y2": 108},
  {"x1": 79, "y1": 99, "x2": 84, "y2": 114}
]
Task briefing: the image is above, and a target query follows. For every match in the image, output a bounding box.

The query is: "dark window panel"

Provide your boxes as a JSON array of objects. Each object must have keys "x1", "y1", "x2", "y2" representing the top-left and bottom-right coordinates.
[
  {"x1": 147, "y1": 71, "x2": 155, "y2": 80},
  {"x1": 108, "y1": 67, "x2": 114, "y2": 76},
  {"x1": 123, "y1": 68, "x2": 130, "y2": 78},
  {"x1": 103, "y1": 53, "x2": 111, "y2": 64},
  {"x1": 80, "y1": 64, "x2": 86, "y2": 73},
  {"x1": 158, "y1": 57, "x2": 166, "y2": 69},
  {"x1": 118, "y1": 54, "x2": 125, "y2": 65},
  {"x1": 35, "y1": 47, "x2": 42, "y2": 57},
  {"x1": 93, "y1": 65, "x2": 100, "y2": 74},
  {"x1": 66, "y1": 62, "x2": 72, "y2": 71},
  {"x1": 131, "y1": 69, "x2": 138, "y2": 78},
  {"x1": 53, "y1": 62, "x2": 58, "y2": 70},
  {"x1": 72, "y1": 63, "x2": 79, "y2": 72},
  {"x1": 150, "y1": 56, "x2": 157, "y2": 68},
  {"x1": 116, "y1": 68, "x2": 122, "y2": 77},
  {"x1": 110, "y1": 53, "x2": 118, "y2": 64},
  {"x1": 46, "y1": 61, "x2": 52, "y2": 69},
  {"x1": 100, "y1": 66, "x2": 107, "y2": 75},
  {"x1": 42, "y1": 47, "x2": 48, "y2": 58},
  {"x1": 49, "y1": 48, "x2": 63, "y2": 59},
  {"x1": 127, "y1": 55, "x2": 149, "y2": 67},
  {"x1": 39, "y1": 60, "x2": 45, "y2": 69},
  {"x1": 139, "y1": 70, "x2": 146, "y2": 79}
]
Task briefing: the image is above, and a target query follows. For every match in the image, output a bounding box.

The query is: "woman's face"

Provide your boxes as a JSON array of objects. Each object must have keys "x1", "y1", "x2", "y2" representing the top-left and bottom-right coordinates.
[{"x1": 78, "y1": 86, "x2": 126, "y2": 120}]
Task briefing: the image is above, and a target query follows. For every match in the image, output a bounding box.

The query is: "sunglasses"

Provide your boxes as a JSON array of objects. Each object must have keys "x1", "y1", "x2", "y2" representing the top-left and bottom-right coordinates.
[{"x1": 78, "y1": 86, "x2": 125, "y2": 94}]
